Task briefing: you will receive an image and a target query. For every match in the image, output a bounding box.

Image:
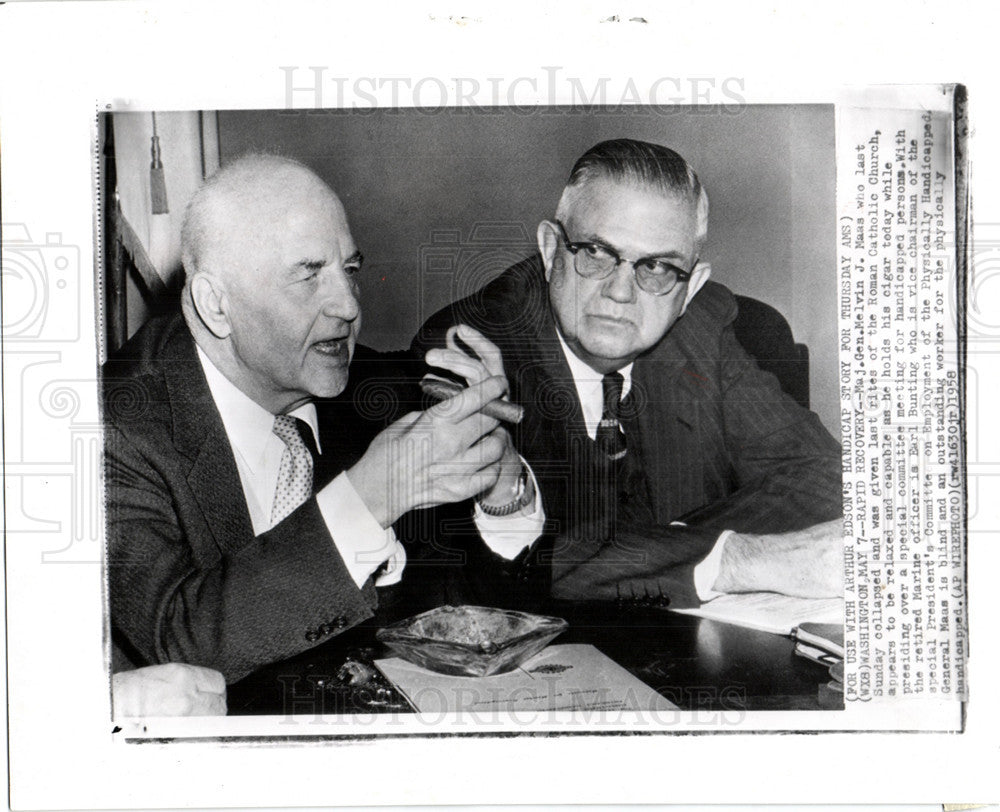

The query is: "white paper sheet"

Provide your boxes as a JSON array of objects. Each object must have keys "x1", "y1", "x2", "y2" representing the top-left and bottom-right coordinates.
[
  {"x1": 375, "y1": 643, "x2": 677, "y2": 714},
  {"x1": 673, "y1": 594, "x2": 844, "y2": 635}
]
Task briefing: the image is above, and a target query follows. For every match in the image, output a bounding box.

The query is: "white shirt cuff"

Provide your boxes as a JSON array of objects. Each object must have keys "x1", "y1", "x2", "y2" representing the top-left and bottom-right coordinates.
[
  {"x1": 316, "y1": 472, "x2": 403, "y2": 589},
  {"x1": 373, "y1": 542, "x2": 407, "y2": 588},
  {"x1": 693, "y1": 529, "x2": 736, "y2": 602},
  {"x1": 474, "y1": 457, "x2": 545, "y2": 561}
]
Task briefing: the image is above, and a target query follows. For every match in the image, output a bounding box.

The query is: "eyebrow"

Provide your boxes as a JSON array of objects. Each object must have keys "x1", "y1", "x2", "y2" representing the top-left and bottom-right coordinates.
[
  {"x1": 291, "y1": 250, "x2": 362, "y2": 272},
  {"x1": 575, "y1": 230, "x2": 689, "y2": 263},
  {"x1": 294, "y1": 257, "x2": 326, "y2": 271}
]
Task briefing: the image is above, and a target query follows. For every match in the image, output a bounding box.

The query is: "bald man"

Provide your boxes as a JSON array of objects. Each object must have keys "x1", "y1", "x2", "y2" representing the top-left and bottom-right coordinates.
[{"x1": 104, "y1": 155, "x2": 537, "y2": 685}]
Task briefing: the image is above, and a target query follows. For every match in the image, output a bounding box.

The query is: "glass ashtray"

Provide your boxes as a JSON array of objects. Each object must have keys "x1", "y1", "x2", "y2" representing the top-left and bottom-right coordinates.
[{"x1": 376, "y1": 605, "x2": 568, "y2": 677}]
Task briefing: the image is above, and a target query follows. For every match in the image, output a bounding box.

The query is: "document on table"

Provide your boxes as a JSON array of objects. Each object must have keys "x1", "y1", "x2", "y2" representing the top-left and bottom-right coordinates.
[
  {"x1": 375, "y1": 643, "x2": 677, "y2": 714},
  {"x1": 672, "y1": 593, "x2": 844, "y2": 635}
]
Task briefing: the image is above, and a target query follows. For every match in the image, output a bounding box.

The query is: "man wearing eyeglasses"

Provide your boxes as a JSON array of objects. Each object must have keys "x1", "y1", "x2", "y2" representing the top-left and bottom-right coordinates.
[{"x1": 414, "y1": 138, "x2": 843, "y2": 609}]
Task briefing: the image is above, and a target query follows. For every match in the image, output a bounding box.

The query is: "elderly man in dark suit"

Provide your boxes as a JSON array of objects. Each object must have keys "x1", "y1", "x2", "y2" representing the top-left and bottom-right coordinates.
[
  {"x1": 104, "y1": 154, "x2": 538, "y2": 685},
  {"x1": 415, "y1": 139, "x2": 843, "y2": 609}
]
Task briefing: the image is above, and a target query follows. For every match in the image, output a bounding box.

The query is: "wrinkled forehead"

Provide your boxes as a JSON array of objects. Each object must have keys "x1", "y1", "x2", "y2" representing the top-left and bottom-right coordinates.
[
  {"x1": 561, "y1": 177, "x2": 702, "y2": 256},
  {"x1": 209, "y1": 168, "x2": 352, "y2": 264},
  {"x1": 237, "y1": 166, "x2": 345, "y2": 229},
  {"x1": 277, "y1": 176, "x2": 349, "y2": 238},
  {"x1": 564, "y1": 177, "x2": 698, "y2": 225}
]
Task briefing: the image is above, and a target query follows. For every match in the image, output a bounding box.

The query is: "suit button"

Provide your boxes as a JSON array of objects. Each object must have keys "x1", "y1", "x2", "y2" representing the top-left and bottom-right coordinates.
[
  {"x1": 334, "y1": 615, "x2": 349, "y2": 629},
  {"x1": 321, "y1": 623, "x2": 335, "y2": 635},
  {"x1": 305, "y1": 630, "x2": 319, "y2": 642}
]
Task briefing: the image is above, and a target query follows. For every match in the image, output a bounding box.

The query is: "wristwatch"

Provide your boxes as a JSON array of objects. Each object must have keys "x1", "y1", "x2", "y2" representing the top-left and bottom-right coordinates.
[{"x1": 477, "y1": 466, "x2": 532, "y2": 516}]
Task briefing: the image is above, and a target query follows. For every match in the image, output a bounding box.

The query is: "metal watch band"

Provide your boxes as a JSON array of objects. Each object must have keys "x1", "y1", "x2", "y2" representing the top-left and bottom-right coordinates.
[{"x1": 477, "y1": 468, "x2": 530, "y2": 517}]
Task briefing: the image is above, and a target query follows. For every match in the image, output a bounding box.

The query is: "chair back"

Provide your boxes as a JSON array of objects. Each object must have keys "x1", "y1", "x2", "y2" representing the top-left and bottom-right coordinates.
[{"x1": 732, "y1": 295, "x2": 810, "y2": 409}]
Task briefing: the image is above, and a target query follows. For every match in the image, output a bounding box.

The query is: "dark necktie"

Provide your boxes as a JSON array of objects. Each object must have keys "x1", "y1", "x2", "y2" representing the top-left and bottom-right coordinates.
[{"x1": 596, "y1": 372, "x2": 627, "y2": 461}]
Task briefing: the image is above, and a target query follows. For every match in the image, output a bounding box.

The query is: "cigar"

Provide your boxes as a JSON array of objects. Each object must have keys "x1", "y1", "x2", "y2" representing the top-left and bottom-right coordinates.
[{"x1": 420, "y1": 376, "x2": 524, "y2": 424}]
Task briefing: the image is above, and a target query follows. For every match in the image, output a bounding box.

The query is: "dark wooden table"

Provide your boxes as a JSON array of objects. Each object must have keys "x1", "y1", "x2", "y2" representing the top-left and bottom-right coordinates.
[{"x1": 227, "y1": 602, "x2": 840, "y2": 716}]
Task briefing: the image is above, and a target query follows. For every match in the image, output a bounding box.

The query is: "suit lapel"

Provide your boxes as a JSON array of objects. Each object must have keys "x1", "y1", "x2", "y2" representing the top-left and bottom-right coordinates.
[
  {"x1": 160, "y1": 319, "x2": 256, "y2": 556},
  {"x1": 513, "y1": 283, "x2": 588, "y2": 468},
  {"x1": 632, "y1": 337, "x2": 706, "y2": 524}
]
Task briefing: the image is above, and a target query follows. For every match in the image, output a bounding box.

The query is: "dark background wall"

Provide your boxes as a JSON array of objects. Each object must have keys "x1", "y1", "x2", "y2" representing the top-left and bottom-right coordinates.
[{"x1": 216, "y1": 106, "x2": 839, "y2": 435}]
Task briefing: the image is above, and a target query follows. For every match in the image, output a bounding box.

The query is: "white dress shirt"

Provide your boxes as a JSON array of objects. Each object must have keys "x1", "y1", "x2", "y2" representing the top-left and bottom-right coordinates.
[
  {"x1": 557, "y1": 332, "x2": 634, "y2": 440},
  {"x1": 197, "y1": 346, "x2": 404, "y2": 588},
  {"x1": 553, "y1": 330, "x2": 728, "y2": 601}
]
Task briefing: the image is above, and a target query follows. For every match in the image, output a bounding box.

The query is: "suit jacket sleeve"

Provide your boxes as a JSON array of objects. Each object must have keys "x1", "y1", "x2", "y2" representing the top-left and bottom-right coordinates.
[
  {"x1": 549, "y1": 521, "x2": 719, "y2": 608},
  {"x1": 106, "y1": 422, "x2": 378, "y2": 684}
]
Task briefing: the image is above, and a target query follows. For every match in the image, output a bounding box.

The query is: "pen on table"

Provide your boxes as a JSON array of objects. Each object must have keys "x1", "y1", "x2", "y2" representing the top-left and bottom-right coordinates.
[{"x1": 420, "y1": 375, "x2": 524, "y2": 424}]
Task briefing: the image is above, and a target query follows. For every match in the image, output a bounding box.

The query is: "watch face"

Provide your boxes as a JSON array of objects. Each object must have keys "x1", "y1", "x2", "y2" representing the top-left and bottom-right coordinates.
[{"x1": 514, "y1": 469, "x2": 527, "y2": 499}]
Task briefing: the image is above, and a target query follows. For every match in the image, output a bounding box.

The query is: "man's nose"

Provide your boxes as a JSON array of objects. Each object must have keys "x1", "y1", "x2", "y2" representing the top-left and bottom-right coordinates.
[
  {"x1": 601, "y1": 261, "x2": 638, "y2": 303},
  {"x1": 320, "y1": 269, "x2": 361, "y2": 321}
]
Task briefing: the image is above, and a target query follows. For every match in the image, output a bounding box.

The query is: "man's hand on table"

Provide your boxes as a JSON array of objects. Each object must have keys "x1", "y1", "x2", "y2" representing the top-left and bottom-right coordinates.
[
  {"x1": 112, "y1": 663, "x2": 227, "y2": 718},
  {"x1": 711, "y1": 518, "x2": 844, "y2": 598}
]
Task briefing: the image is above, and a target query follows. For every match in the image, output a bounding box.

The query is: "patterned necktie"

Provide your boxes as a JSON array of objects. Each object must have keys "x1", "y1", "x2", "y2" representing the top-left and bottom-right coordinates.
[
  {"x1": 270, "y1": 415, "x2": 314, "y2": 525},
  {"x1": 596, "y1": 372, "x2": 627, "y2": 461}
]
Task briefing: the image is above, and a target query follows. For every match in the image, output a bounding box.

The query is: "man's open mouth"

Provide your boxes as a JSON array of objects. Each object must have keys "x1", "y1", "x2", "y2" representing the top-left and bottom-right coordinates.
[{"x1": 311, "y1": 338, "x2": 350, "y2": 357}]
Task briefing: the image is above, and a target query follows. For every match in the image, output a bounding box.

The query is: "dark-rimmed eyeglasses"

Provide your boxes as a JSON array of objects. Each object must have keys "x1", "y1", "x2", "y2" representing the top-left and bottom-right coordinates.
[{"x1": 554, "y1": 219, "x2": 695, "y2": 297}]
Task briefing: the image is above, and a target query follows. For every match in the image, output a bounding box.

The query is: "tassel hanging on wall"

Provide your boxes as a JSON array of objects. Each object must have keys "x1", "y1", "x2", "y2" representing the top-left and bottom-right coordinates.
[{"x1": 149, "y1": 111, "x2": 169, "y2": 214}]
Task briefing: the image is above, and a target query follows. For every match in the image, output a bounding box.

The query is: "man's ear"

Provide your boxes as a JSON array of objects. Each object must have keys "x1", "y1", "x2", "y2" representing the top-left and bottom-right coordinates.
[
  {"x1": 189, "y1": 273, "x2": 232, "y2": 339},
  {"x1": 536, "y1": 220, "x2": 560, "y2": 283},
  {"x1": 680, "y1": 260, "x2": 711, "y2": 314}
]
